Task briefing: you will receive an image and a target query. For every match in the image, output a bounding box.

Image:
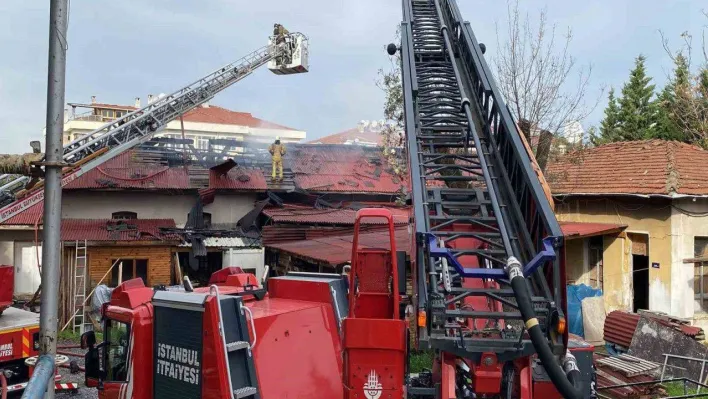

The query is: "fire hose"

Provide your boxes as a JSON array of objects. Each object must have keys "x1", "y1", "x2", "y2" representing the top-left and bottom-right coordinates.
[{"x1": 505, "y1": 257, "x2": 583, "y2": 399}]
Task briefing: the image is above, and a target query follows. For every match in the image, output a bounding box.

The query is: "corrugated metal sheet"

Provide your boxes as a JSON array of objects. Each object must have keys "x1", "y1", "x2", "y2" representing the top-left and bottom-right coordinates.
[
  {"x1": 604, "y1": 311, "x2": 640, "y2": 348},
  {"x1": 2, "y1": 201, "x2": 43, "y2": 225},
  {"x1": 267, "y1": 227, "x2": 410, "y2": 266},
  {"x1": 559, "y1": 221, "x2": 627, "y2": 240},
  {"x1": 596, "y1": 354, "x2": 661, "y2": 377},
  {"x1": 595, "y1": 354, "x2": 664, "y2": 398},
  {"x1": 262, "y1": 205, "x2": 409, "y2": 225},
  {"x1": 61, "y1": 219, "x2": 178, "y2": 242},
  {"x1": 604, "y1": 311, "x2": 705, "y2": 348}
]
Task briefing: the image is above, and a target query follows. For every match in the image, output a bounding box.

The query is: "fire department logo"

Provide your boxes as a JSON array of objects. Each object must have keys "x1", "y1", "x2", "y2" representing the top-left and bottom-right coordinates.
[{"x1": 363, "y1": 370, "x2": 383, "y2": 399}]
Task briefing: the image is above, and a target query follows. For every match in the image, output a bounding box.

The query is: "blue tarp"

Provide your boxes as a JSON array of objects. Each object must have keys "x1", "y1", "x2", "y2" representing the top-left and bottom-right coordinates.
[{"x1": 567, "y1": 284, "x2": 603, "y2": 338}]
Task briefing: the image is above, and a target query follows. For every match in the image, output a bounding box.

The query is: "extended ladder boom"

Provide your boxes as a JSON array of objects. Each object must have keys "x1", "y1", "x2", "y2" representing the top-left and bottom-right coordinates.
[{"x1": 0, "y1": 31, "x2": 308, "y2": 223}]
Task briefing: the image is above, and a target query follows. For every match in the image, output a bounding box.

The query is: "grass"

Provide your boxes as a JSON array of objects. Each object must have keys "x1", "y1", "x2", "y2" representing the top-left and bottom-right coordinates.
[
  {"x1": 57, "y1": 329, "x2": 103, "y2": 342},
  {"x1": 664, "y1": 381, "x2": 708, "y2": 397},
  {"x1": 409, "y1": 350, "x2": 434, "y2": 374}
]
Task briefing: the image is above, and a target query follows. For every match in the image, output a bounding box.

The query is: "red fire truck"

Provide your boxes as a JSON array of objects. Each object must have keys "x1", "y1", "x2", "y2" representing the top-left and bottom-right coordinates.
[
  {"x1": 0, "y1": 265, "x2": 77, "y2": 395},
  {"x1": 79, "y1": 209, "x2": 595, "y2": 399}
]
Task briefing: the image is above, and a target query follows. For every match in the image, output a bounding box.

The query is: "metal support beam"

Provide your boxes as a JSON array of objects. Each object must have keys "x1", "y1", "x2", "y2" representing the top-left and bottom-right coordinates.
[{"x1": 39, "y1": 0, "x2": 69, "y2": 397}]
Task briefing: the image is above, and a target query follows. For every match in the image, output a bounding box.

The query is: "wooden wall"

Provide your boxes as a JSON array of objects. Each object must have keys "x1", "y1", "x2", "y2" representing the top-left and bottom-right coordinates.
[{"x1": 87, "y1": 245, "x2": 173, "y2": 287}]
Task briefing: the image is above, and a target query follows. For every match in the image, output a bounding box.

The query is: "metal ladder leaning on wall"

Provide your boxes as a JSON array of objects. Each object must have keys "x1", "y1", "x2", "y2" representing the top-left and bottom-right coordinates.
[{"x1": 73, "y1": 239, "x2": 88, "y2": 334}]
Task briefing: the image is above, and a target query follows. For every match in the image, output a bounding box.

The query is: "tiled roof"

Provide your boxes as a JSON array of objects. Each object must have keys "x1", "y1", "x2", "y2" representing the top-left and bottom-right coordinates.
[
  {"x1": 546, "y1": 140, "x2": 708, "y2": 196},
  {"x1": 70, "y1": 101, "x2": 299, "y2": 130},
  {"x1": 181, "y1": 105, "x2": 299, "y2": 131},
  {"x1": 307, "y1": 128, "x2": 384, "y2": 146},
  {"x1": 63, "y1": 152, "x2": 267, "y2": 191},
  {"x1": 263, "y1": 204, "x2": 409, "y2": 225},
  {"x1": 559, "y1": 221, "x2": 627, "y2": 240},
  {"x1": 2, "y1": 202, "x2": 43, "y2": 225},
  {"x1": 289, "y1": 145, "x2": 407, "y2": 194},
  {"x1": 61, "y1": 218, "x2": 178, "y2": 242},
  {"x1": 209, "y1": 168, "x2": 268, "y2": 190},
  {"x1": 267, "y1": 226, "x2": 410, "y2": 266}
]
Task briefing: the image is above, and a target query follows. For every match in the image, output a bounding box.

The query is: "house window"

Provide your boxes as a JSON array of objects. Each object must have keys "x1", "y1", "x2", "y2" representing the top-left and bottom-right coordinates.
[
  {"x1": 111, "y1": 259, "x2": 148, "y2": 286},
  {"x1": 588, "y1": 236, "x2": 604, "y2": 290},
  {"x1": 694, "y1": 237, "x2": 708, "y2": 312},
  {"x1": 186, "y1": 212, "x2": 212, "y2": 228},
  {"x1": 197, "y1": 136, "x2": 210, "y2": 150},
  {"x1": 112, "y1": 211, "x2": 137, "y2": 220}
]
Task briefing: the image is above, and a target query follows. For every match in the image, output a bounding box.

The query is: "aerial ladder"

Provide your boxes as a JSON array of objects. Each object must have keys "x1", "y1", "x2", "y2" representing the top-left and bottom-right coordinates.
[
  {"x1": 395, "y1": 0, "x2": 588, "y2": 398},
  {"x1": 0, "y1": 28, "x2": 309, "y2": 224}
]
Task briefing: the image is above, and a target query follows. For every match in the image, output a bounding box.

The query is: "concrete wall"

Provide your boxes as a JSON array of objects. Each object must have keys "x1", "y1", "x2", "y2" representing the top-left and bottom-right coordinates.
[
  {"x1": 671, "y1": 198, "x2": 708, "y2": 320},
  {"x1": 62, "y1": 191, "x2": 257, "y2": 227},
  {"x1": 555, "y1": 197, "x2": 673, "y2": 313},
  {"x1": 63, "y1": 118, "x2": 306, "y2": 145},
  {"x1": 62, "y1": 191, "x2": 196, "y2": 226},
  {"x1": 205, "y1": 193, "x2": 257, "y2": 224},
  {"x1": 0, "y1": 230, "x2": 41, "y2": 297},
  {"x1": 565, "y1": 239, "x2": 586, "y2": 284}
]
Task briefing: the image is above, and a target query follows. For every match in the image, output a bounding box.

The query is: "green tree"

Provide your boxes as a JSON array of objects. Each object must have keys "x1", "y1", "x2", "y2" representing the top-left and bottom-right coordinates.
[
  {"x1": 616, "y1": 55, "x2": 658, "y2": 140},
  {"x1": 595, "y1": 88, "x2": 621, "y2": 144},
  {"x1": 654, "y1": 54, "x2": 690, "y2": 141}
]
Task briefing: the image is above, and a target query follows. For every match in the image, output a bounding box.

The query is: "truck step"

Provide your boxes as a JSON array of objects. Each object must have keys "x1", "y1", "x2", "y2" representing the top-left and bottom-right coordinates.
[
  {"x1": 233, "y1": 387, "x2": 257, "y2": 398},
  {"x1": 226, "y1": 341, "x2": 250, "y2": 352}
]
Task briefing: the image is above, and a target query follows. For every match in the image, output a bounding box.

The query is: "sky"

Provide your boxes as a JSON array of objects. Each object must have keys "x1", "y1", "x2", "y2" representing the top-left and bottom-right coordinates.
[{"x1": 0, "y1": 1, "x2": 705, "y2": 153}]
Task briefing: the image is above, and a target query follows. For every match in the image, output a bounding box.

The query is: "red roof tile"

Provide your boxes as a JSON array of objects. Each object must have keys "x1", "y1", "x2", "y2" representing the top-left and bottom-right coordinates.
[
  {"x1": 61, "y1": 218, "x2": 178, "y2": 242},
  {"x1": 263, "y1": 204, "x2": 409, "y2": 225},
  {"x1": 289, "y1": 145, "x2": 407, "y2": 194},
  {"x1": 181, "y1": 105, "x2": 299, "y2": 131},
  {"x1": 547, "y1": 140, "x2": 708, "y2": 196},
  {"x1": 308, "y1": 128, "x2": 385, "y2": 146},
  {"x1": 2, "y1": 202, "x2": 43, "y2": 225},
  {"x1": 560, "y1": 221, "x2": 627, "y2": 240},
  {"x1": 267, "y1": 227, "x2": 410, "y2": 265},
  {"x1": 63, "y1": 152, "x2": 268, "y2": 191},
  {"x1": 209, "y1": 168, "x2": 268, "y2": 190}
]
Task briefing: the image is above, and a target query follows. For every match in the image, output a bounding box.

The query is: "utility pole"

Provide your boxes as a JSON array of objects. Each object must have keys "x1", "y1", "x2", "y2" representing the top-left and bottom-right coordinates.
[{"x1": 40, "y1": 0, "x2": 69, "y2": 397}]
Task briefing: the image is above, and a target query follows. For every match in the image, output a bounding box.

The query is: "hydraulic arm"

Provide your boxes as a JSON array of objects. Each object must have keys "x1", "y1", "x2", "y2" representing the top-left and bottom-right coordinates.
[
  {"x1": 398, "y1": 0, "x2": 582, "y2": 397},
  {"x1": 0, "y1": 29, "x2": 308, "y2": 224}
]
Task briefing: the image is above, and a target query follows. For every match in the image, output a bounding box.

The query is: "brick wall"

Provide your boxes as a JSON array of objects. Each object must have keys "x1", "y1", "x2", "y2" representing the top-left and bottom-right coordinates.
[{"x1": 88, "y1": 246, "x2": 173, "y2": 287}]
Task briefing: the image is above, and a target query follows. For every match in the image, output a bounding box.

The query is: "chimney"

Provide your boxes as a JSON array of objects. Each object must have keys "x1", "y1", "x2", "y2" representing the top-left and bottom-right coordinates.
[
  {"x1": 91, "y1": 95, "x2": 96, "y2": 104},
  {"x1": 201, "y1": 101, "x2": 210, "y2": 108},
  {"x1": 147, "y1": 94, "x2": 154, "y2": 104},
  {"x1": 134, "y1": 97, "x2": 141, "y2": 108}
]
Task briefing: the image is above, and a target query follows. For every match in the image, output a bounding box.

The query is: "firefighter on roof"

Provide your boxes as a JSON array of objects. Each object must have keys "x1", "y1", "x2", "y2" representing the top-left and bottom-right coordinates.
[{"x1": 269, "y1": 136, "x2": 286, "y2": 183}]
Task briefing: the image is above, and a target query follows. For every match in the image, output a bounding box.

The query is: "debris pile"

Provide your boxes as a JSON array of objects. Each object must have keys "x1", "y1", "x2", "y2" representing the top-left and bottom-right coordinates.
[{"x1": 594, "y1": 353, "x2": 666, "y2": 398}]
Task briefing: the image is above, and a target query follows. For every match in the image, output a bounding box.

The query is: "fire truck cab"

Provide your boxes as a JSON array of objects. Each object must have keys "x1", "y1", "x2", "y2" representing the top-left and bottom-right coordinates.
[{"x1": 82, "y1": 267, "x2": 354, "y2": 399}]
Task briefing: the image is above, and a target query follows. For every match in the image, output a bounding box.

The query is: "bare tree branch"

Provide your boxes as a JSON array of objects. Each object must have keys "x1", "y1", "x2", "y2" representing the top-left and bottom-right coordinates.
[{"x1": 492, "y1": 0, "x2": 601, "y2": 169}]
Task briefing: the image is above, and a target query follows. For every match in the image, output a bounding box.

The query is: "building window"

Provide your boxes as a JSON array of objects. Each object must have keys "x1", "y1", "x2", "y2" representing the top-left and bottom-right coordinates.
[
  {"x1": 186, "y1": 212, "x2": 212, "y2": 228},
  {"x1": 111, "y1": 259, "x2": 148, "y2": 286},
  {"x1": 112, "y1": 211, "x2": 137, "y2": 220},
  {"x1": 203, "y1": 212, "x2": 212, "y2": 228},
  {"x1": 588, "y1": 236, "x2": 604, "y2": 290},
  {"x1": 694, "y1": 237, "x2": 708, "y2": 312}
]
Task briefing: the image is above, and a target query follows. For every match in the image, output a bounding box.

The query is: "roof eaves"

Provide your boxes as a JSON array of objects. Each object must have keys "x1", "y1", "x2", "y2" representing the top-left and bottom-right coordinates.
[{"x1": 553, "y1": 192, "x2": 708, "y2": 199}]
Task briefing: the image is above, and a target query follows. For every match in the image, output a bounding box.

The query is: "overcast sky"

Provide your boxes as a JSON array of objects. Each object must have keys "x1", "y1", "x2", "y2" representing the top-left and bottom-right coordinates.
[{"x1": 0, "y1": 1, "x2": 705, "y2": 153}]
